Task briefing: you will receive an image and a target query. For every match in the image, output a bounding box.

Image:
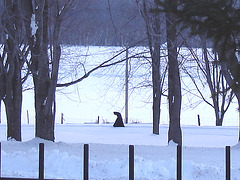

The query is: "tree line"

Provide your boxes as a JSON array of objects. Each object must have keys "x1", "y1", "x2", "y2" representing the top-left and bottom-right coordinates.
[
  {"x1": 0, "y1": 0, "x2": 240, "y2": 145},
  {"x1": 0, "y1": 0, "x2": 74, "y2": 141},
  {"x1": 151, "y1": 0, "x2": 240, "y2": 144}
]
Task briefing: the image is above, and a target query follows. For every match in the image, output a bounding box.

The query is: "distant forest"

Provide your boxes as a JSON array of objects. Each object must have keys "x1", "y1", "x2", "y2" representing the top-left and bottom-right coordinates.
[
  {"x1": 0, "y1": 0, "x2": 208, "y2": 47},
  {"x1": 59, "y1": 0, "x2": 207, "y2": 47},
  {"x1": 59, "y1": 0, "x2": 147, "y2": 46}
]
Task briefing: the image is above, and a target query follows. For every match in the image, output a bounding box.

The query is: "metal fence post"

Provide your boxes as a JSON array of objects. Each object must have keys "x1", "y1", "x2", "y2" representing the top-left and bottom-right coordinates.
[
  {"x1": 226, "y1": 146, "x2": 231, "y2": 180},
  {"x1": 84, "y1": 144, "x2": 89, "y2": 180},
  {"x1": 129, "y1": 145, "x2": 134, "y2": 180},
  {"x1": 39, "y1": 143, "x2": 44, "y2": 180},
  {"x1": 177, "y1": 145, "x2": 182, "y2": 180}
]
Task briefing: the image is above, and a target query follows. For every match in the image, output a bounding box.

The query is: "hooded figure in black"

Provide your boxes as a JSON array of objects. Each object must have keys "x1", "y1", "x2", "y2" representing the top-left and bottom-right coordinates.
[{"x1": 113, "y1": 112, "x2": 125, "y2": 127}]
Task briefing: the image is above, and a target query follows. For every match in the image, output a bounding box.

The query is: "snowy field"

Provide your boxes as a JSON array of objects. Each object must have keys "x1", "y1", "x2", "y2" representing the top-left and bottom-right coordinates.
[
  {"x1": 0, "y1": 46, "x2": 240, "y2": 179},
  {"x1": 0, "y1": 123, "x2": 240, "y2": 179},
  {"x1": 1, "y1": 46, "x2": 239, "y2": 127}
]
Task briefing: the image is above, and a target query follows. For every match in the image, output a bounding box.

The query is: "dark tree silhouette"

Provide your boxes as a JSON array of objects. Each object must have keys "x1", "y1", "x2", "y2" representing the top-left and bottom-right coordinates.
[
  {"x1": 164, "y1": 0, "x2": 182, "y2": 145},
  {"x1": 21, "y1": 0, "x2": 73, "y2": 141},
  {"x1": 157, "y1": 0, "x2": 240, "y2": 140},
  {"x1": 1, "y1": 0, "x2": 25, "y2": 141}
]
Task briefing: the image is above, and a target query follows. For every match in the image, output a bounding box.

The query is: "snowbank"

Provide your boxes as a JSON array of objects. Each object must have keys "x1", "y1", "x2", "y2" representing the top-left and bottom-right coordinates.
[{"x1": 0, "y1": 124, "x2": 240, "y2": 179}]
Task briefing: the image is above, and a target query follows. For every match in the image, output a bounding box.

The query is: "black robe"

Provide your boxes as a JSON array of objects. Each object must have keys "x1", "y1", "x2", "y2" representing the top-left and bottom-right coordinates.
[{"x1": 113, "y1": 112, "x2": 125, "y2": 127}]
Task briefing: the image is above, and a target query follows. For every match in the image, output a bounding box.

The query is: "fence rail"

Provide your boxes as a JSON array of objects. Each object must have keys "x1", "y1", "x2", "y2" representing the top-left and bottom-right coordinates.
[{"x1": 0, "y1": 142, "x2": 231, "y2": 180}]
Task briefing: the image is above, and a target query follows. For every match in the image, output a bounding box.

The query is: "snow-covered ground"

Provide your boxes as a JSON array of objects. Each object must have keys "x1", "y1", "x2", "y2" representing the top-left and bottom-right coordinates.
[
  {"x1": 1, "y1": 46, "x2": 239, "y2": 127},
  {"x1": 0, "y1": 123, "x2": 240, "y2": 179},
  {"x1": 0, "y1": 46, "x2": 239, "y2": 179}
]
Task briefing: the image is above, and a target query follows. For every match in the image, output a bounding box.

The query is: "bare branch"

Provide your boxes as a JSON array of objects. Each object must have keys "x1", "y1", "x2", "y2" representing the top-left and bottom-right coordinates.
[{"x1": 57, "y1": 46, "x2": 146, "y2": 87}]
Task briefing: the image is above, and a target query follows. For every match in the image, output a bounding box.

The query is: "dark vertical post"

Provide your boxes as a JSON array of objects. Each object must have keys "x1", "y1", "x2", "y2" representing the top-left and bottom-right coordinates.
[
  {"x1": 61, "y1": 113, "x2": 64, "y2": 124},
  {"x1": 226, "y1": 146, "x2": 231, "y2": 180},
  {"x1": 129, "y1": 145, "x2": 134, "y2": 180},
  {"x1": 27, "y1": 110, "x2": 30, "y2": 124},
  {"x1": 197, "y1": 114, "x2": 201, "y2": 126},
  {"x1": 97, "y1": 116, "x2": 100, "y2": 124},
  {"x1": 39, "y1": 143, "x2": 44, "y2": 180},
  {"x1": 177, "y1": 145, "x2": 182, "y2": 180},
  {"x1": 84, "y1": 144, "x2": 89, "y2": 180}
]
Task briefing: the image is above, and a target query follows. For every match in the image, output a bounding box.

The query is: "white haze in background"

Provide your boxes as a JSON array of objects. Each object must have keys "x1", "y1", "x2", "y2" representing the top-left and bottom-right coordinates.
[
  {"x1": 0, "y1": 46, "x2": 238, "y2": 126},
  {"x1": 0, "y1": 45, "x2": 239, "y2": 179}
]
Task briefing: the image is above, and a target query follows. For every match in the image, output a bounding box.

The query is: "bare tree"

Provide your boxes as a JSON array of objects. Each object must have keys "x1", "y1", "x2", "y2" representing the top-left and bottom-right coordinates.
[
  {"x1": 21, "y1": 0, "x2": 73, "y2": 141},
  {"x1": 137, "y1": 0, "x2": 182, "y2": 141},
  {"x1": 158, "y1": 0, "x2": 240, "y2": 140},
  {"x1": 136, "y1": 0, "x2": 167, "y2": 134},
  {"x1": 0, "y1": 0, "x2": 28, "y2": 141},
  {"x1": 182, "y1": 39, "x2": 234, "y2": 126}
]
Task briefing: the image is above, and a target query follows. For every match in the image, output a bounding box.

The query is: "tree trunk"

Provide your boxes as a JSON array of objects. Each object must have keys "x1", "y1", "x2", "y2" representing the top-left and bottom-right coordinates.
[
  {"x1": 4, "y1": 47, "x2": 22, "y2": 141},
  {"x1": 4, "y1": 52, "x2": 22, "y2": 141},
  {"x1": 21, "y1": 0, "x2": 70, "y2": 141},
  {"x1": 21, "y1": 0, "x2": 53, "y2": 141},
  {"x1": 33, "y1": 1, "x2": 55, "y2": 141},
  {"x1": 152, "y1": 10, "x2": 161, "y2": 135},
  {"x1": 165, "y1": 0, "x2": 182, "y2": 145},
  {"x1": 141, "y1": 0, "x2": 162, "y2": 135},
  {"x1": 2, "y1": 0, "x2": 23, "y2": 141},
  {"x1": 21, "y1": 0, "x2": 66, "y2": 141}
]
